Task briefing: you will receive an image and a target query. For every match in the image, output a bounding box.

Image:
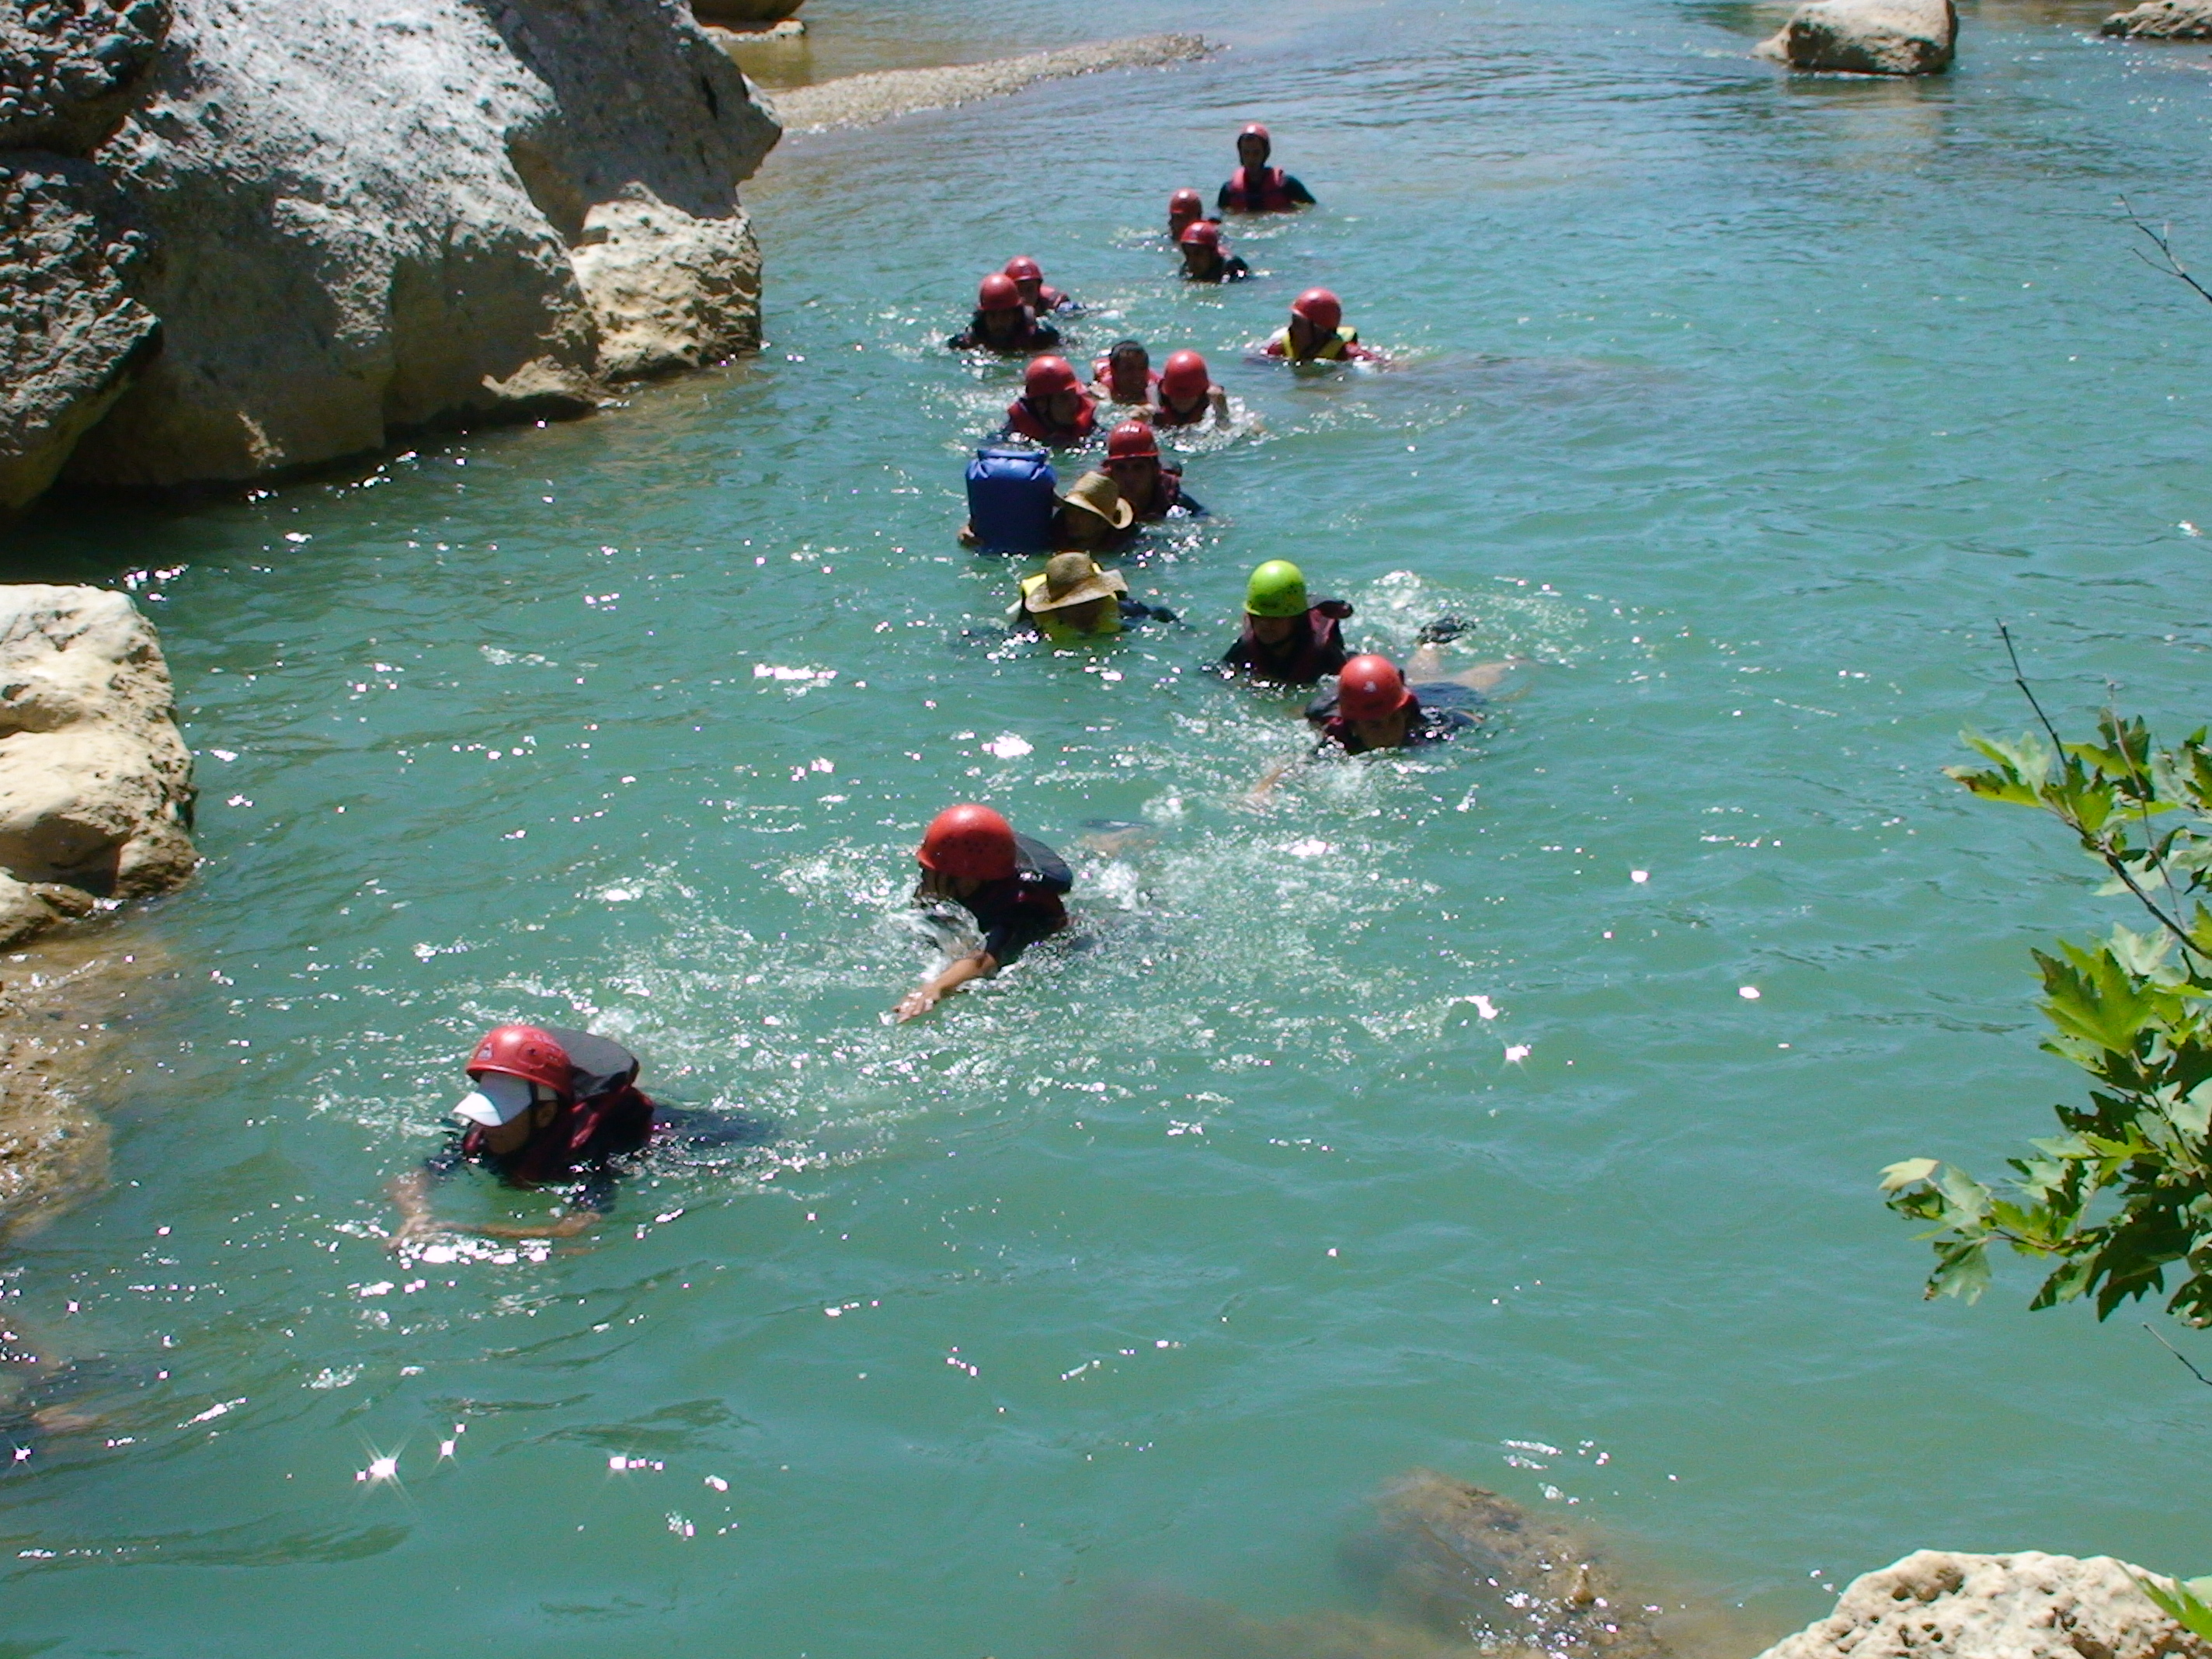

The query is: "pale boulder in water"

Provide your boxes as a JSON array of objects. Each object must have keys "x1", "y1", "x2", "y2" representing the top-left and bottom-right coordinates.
[
  {"x1": 1755, "y1": 0, "x2": 1958, "y2": 73},
  {"x1": 0, "y1": 586, "x2": 196, "y2": 945},
  {"x1": 2100, "y1": 1, "x2": 2212, "y2": 37},
  {"x1": 569, "y1": 190, "x2": 763, "y2": 380},
  {"x1": 1755, "y1": 1551, "x2": 2212, "y2": 1659}
]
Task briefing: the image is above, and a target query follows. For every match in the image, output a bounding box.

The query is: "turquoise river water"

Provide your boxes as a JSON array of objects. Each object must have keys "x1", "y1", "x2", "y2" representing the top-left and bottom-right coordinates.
[{"x1": 2, "y1": 2, "x2": 2210, "y2": 1653}]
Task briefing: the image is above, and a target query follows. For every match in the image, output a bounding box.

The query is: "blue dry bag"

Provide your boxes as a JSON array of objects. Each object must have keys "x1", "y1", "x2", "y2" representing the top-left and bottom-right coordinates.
[{"x1": 965, "y1": 444, "x2": 1057, "y2": 555}]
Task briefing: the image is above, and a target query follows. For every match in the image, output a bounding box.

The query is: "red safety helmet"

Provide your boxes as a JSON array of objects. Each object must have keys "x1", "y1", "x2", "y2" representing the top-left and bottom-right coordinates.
[
  {"x1": 1024, "y1": 355, "x2": 1080, "y2": 399},
  {"x1": 917, "y1": 804, "x2": 1017, "y2": 882},
  {"x1": 1178, "y1": 220, "x2": 1222, "y2": 251},
  {"x1": 1005, "y1": 256, "x2": 1043, "y2": 282},
  {"x1": 1337, "y1": 655, "x2": 1413, "y2": 722},
  {"x1": 978, "y1": 273, "x2": 1021, "y2": 313},
  {"x1": 1160, "y1": 349, "x2": 1210, "y2": 400},
  {"x1": 1168, "y1": 186, "x2": 1203, "y2": 218},
  {"x1": 1292, "y1": 287, "x2": 1343, "y2": 334},
  {"x1": 1104, "y1": 420, "x2": 1160, "y2": 463},
  {"x1": 1239, "y1": 121, "x2": 1271, "y2": 148},
  {"x1": 468, "y1": 1024, "x2": 572, "y2": 1096}
]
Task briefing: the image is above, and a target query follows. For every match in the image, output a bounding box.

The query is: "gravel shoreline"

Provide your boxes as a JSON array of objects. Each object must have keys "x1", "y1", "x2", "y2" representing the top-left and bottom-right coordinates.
[{"x1": 763, "y1": 33, "x2": 1212, "y2": 135}]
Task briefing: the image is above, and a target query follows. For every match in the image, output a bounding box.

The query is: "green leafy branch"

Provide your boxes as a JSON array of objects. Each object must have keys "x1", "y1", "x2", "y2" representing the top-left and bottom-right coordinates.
[
  {"x1": 2137, "y1": 1574, "x2": 2212, "y2": 1642},
  {"x1": 1883, "y1": 633, "x2": 2212, "y2": 1326}
]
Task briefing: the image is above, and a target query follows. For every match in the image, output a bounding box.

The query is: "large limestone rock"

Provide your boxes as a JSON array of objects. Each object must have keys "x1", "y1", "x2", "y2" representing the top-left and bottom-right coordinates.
[
  {"x1": 1756, "y1": 0, "x2": 1958, "y2": 73},
  {"x1": 0, "y1": 585, "x2": 195, "y2": 944},
  {"x1": 0, "y1": 0, "x2": 169, "y2": 507},
  {"x1": 0, "y1": 0, "x2": 780, "y2": 505},
  {"x1": 0, "y1": 159, "x2": 161, "y2": 509},
  {"x1": 2102, "y1": 1, "x2": 2212, "y2": 37},
  {"x1": 1756, "y1": 1551, "x2": 2212, "y2": 1659},
  {"x1": 569, "y1": 190, "x2": 761, "y2": 379}
]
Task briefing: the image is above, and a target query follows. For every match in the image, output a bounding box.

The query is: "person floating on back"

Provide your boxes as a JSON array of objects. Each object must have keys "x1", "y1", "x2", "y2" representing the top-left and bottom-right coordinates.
[
  {"x1": 1153, "y1": 350, "x2": 1230, "y2": 429},
  {"x1": 950, "y1": 273, "x2": 1062, "y2": 354},
  {"x1": 1093, "y1": 339, "x2": 1160, "y2": 408},
  {"x1": 1004, "y1": 355, "x2": 1098, "y2": 447},
  {"x1": 1220, "y1": 559, "x2": 1353, "y2": 686},
  {"x1": 386, "y1": 1024, "x2": 656, "y2": 1249},
  {"x1": 1004, "y1": 255, "x2": 1077, "y2": 315},
  {"x1": 1100, "y1": 419, "x2": 1202, "y2": 520},
  {"x1": 1264, "y1": 287, "x2": 1379, "y2": 366},
  {"x1": 1011, "y1": 551, "x2": 1177, "y2": 645},
  {"x1": 896, "y1": 805, "x2": 1073, "y2": 1022},
  {"x1": 1178, "y1": 221, "x2": 1251, "y2": 284},
  {"x1": 1218, "y1": 122, "x2": 1315, "y2": 214},
  {"x1": 1167, "y1": 186, "x2": 1207, "y2": 241}
]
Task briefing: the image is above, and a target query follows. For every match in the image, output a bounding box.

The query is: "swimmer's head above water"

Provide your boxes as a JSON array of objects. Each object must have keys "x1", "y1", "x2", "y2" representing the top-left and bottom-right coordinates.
[
  {"x1": 1335, "y1": 653, "x2": 1417, "y2": 750},
  {"x1": 455, "y1": 1022, "x2": 575, "y2": 1154},
  {"x1": 917, "y1": 802, "x2": 1019, "y2": 896},
  {"x1": 1168, "y1": 186, "x2": 1205, "y2": 238},
  {"x1": 1244, "y1": 558, "x2": 1310, "y2": 642}
]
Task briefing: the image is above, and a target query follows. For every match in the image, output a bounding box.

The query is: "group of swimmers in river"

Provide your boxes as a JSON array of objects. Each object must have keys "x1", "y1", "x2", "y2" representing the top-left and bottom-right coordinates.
[{"x1": 388, "y1": 124, "x2": 1511, "y2": 1247}]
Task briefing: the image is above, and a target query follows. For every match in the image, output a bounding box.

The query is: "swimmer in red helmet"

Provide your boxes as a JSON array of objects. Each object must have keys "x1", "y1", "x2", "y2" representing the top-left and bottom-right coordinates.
[
  {"x1": 1004, "y1": 355, "x2": 1098, "y2": 447},
  {"x1": 1092, "y1": 339, "x2": 1161, "y2": 408},
  {"x1": 1153, "y1": 350, "x2": 1231, "y2": 428},
  {"x1": 1218, "y1": 122, "x2": 1315, "y2": 214},
  {"x1": 949, "y1": 272, "x2": 1063, "y2": 354},
  {"x1": 385, "y1": 1023, "x2": 657, "y2": 1248},
  {"x1": 1167, "y1": 186, "x2": 1208, "y2": 241},
  {"x1": 1264, "y1": 287, "x2": 1379, "y2": 365},
  {"x1": 1177, "y1": 220, "x2": 1251, "y2": 284},
  {"x1": 1100, "y1": 419, "x2": 1203, "y2": 521},
  {"x1": 1250, "y1": 623, "x2": 1518, "y2": 797},
  {"x1": 896, "y1": 805, "x2": 1073, "y2": 1021},
  {"x1": 1004, "y1": 255, "x2": 1076, "y2": 315}
]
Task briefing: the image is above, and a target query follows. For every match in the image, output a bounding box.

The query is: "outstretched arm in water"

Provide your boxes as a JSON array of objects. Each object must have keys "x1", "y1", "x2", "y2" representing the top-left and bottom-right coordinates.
[
  {"x1": 384, "y1": 1168, "x2": 598, "y2": 1251},
  {"x1": 895, "y1": 947, "x2": 1001, "y2": 1023}
]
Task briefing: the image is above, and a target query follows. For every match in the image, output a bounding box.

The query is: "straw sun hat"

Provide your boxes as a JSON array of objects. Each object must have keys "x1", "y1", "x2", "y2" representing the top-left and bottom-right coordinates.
[{"x1": 1025, "y1": 551, "x2": 1129, "y2": 614}]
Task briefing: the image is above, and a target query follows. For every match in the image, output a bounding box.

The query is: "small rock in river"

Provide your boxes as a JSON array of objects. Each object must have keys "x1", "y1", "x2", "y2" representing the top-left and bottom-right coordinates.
[
  {"x1": 1755, "y1": 0, "x2": 1958, "y2": 74},
  {"x1": 2100, "y1": 0, "x2": 2212, "y2": 37}
]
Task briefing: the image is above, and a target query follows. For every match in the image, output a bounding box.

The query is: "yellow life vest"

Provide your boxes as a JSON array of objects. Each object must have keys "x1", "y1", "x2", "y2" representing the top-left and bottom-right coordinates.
[
  {"x1": 1020, "y1": 572, "x2": 1123, "y2": 645},
  {"x1": 1271, "y1": 325, "x2": 1359, "y2": 363}
]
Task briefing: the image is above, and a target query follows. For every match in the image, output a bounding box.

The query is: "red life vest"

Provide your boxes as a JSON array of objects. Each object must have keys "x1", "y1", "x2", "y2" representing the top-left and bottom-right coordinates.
[
  {"x1": 1007, "y1": 393, "x2": 1097, "y2": 446},
  {"x1": 1094, "y1": 360, "x2": 1161, "y2": 405},
  {"x1": 1223, "y1": 166, "x2": 1296, "y2": 212},
  {"x1": 461, "y1": 1082, "x2": 656, "y2": 1188}
]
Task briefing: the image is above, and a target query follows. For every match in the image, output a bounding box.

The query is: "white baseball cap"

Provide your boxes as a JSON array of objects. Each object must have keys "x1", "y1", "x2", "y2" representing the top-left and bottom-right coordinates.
[{"x1": 452, "y1": 1071, "x2": 535, "y2": 1127}]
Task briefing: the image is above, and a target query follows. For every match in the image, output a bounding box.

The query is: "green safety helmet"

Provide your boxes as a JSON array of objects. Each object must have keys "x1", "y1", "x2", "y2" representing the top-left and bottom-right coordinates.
[{"x1": 1244, "y1": 559, "x2": 1309, "y2": 618}]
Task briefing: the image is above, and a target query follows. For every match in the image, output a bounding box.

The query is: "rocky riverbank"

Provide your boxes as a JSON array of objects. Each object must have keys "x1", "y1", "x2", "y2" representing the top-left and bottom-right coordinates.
[
  {"x1": 1, "y1": 0, "x2": 781, "y2": 513},
  {"x1": 0, "y1": 584, "x2": 193, "y2": 1240}
]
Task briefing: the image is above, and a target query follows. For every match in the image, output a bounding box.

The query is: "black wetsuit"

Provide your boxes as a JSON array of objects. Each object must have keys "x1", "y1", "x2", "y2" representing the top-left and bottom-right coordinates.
[
  {"x1": 1182, "y1": 253, "x2": 1253, "y2": 283},
  {"x1": 1130, "y1": 467, "x2": 1207, "y2": 522},
  {"x1": 948, "y1": 309, "x2": 1063, "y2": 353},
  {"x1": 1220, "y1": 603, "x2": 1352, "y2": 685},
  {"x1": 1305, "y1": 682, "x2": 1484, "y2": 756},
  {"x1": 948, "y1": 834, "x2": 1073, "y2": 964}
]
